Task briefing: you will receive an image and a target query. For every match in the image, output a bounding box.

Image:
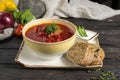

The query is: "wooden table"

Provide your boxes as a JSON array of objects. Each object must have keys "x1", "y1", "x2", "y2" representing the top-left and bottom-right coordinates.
[{"x1": 0, "y1": 15, "x2": 120, "y2": 80}]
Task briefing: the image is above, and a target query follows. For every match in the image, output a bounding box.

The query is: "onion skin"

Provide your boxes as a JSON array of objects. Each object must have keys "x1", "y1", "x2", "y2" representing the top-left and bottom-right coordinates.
[{"x1": 0, "y1": 11, "x2": 15, "y2": 28}]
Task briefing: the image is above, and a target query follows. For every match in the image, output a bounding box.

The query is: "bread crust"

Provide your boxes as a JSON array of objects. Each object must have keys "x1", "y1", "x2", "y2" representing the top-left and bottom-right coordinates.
[{"x1": 91, "y1": 48, "x2": 105, "y2": 65}]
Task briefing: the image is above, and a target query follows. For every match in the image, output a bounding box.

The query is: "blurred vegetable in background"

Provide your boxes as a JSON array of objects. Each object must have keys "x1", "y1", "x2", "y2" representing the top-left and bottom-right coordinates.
[
  {"x1": 0, "y1": 2, "x2": 6, "y2": 12},
  {"x1": 14, "y1": 24, "x2": 23, "y2": 37},
  {"x1": 0, "y1": 0, "x2": 17, "y2": 12},
  {"x1": 13, "y1": 9, "x2": 35, "y2": 25},
  {"x1": 0, "y1": 11, "x2": 15, "y2": 28},
  {"x1": 0, "y1": 0, "x2": 35, "y2": 37},
  {"x1": 13, "y1": 9, "x2": 35, "y2": 37}
]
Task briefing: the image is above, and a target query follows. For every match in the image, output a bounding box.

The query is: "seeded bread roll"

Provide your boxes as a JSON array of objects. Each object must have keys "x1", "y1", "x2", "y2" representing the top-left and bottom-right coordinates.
[{"x1": 66, "y1": 42, "x2": 105, "y2": 67}]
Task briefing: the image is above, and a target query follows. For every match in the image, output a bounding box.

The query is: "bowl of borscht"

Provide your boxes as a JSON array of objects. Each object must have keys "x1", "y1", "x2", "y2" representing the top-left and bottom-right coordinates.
[{"x1": 22, "y1": 18, "x2": 77, "y2": 60}]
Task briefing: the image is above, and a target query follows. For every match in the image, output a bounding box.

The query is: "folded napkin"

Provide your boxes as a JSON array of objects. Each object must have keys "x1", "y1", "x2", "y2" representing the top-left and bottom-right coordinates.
[
  {"x1": 0, "y1": 28, "x2": 13, "y2": 40},
  {"x1": 42, "y1": 0, "x2": 120, "y2": 20}
]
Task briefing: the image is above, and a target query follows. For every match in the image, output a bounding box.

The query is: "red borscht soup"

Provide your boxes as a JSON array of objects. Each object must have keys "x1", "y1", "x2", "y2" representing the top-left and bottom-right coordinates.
[{"x1": 25, "y1": 23, "x2": 74, "y2": 43}]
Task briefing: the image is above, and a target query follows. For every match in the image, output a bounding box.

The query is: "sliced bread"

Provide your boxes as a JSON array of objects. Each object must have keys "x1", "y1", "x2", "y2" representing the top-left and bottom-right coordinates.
[{"x1": 66, "y1": 42, "x2": 105, "y2": 66}]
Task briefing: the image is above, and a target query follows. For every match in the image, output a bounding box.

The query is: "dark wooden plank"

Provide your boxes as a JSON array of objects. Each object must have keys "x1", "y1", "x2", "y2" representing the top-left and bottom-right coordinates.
[
  {"x1": 104, "y1": 15, "x2": 120, "y2": 21},
  {"x1": 95, "y1": 30, "x2": 120, "y2": 35},
  {"x1": 0, "y1": 49, "x2": 18, "y2": 63},
  {"x1": 65, "y1": 17, "x2": 120, "y2": 30},
  {"x1": 99, "y1": 34, "x2": 120, "y2": 45},
  {"x1": 0, "y1": 64, "x2": 119, "y2": 80},
  {"x1": 0, "y1": 36, "x2": 22, "y2": 49},
  {"x1": 0, "y1": 15, "x2": 120, "y2": 80}
]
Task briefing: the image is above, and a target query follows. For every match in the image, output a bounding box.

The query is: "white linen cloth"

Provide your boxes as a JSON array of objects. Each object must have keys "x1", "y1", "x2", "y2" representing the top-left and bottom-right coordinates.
[
  {"x1": 42, "y1": 0, "x2": 120, "y2": 19},
  {"x1": 0, "y1": 0, "x2": 120, "y2": 40},
  {"x1": 0, "y1": 28, "x2": 13, "y2": 40}
]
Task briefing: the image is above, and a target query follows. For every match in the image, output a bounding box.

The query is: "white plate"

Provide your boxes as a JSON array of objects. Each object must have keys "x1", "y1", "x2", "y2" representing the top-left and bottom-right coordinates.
[{"x1": 15, "y1": 30, "x2": 102, "y2": 68}]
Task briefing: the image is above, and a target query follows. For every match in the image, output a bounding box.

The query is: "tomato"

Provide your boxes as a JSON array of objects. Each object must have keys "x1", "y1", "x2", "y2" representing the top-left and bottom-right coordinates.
[{"x1": 14, "y1": 24, "x2": 23, "y2": 37}]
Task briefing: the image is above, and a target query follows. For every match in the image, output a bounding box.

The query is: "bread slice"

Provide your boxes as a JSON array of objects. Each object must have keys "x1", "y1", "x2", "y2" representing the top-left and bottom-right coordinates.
[
  {"x1": 66, "y1": 41, "x2": 105, "y2": 67},
  {"x1": 66, "y1": 42, "x2": 98, "y2": 66}
]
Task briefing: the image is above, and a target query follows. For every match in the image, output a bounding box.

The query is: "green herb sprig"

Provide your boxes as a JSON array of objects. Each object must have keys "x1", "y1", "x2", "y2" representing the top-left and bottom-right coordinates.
[
  {"x1": 45, "y1": 23, "x2": 59, "y2": 34},
  {"x1": 77, "y1": 26, "x2": 87, "y2": 37},
  {"x1": 90, "y1": 71, "x2": 116, "y2": 80},
  {"x1": 13, "y1": 9, "x2": 35, "y2": 25}
]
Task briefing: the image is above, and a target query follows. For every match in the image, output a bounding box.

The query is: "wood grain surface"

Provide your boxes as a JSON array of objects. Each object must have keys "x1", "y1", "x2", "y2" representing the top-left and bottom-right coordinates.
[{"x1": 0, "y1": 15, "x2": 120, "y2": 80}]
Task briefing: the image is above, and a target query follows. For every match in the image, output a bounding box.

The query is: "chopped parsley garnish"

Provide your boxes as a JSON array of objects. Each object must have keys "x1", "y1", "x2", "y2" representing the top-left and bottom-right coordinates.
[
  {"x1": 45, "y1": 23, "x2": 59, "y2": 34},
  {"x1": 90, "y1": 71, "x2": 116, "y2": 80}
]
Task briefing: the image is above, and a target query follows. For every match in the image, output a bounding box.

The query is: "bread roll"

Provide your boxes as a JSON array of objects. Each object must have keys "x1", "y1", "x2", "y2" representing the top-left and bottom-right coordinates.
[{"x1": 66, "y1": 42, "x2": 105, "y2": 67}]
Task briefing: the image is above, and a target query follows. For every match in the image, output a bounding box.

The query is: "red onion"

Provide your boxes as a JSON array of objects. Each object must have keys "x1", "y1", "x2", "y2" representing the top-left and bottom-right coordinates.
[{"x1": 0, "y1": 11, "x2": 15, "y2": 28}]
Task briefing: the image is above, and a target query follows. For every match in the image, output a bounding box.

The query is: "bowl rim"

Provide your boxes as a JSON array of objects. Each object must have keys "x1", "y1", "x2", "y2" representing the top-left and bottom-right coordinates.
[{"x1": 22, "y1": 18, "x2": 77, "y2": 45}]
